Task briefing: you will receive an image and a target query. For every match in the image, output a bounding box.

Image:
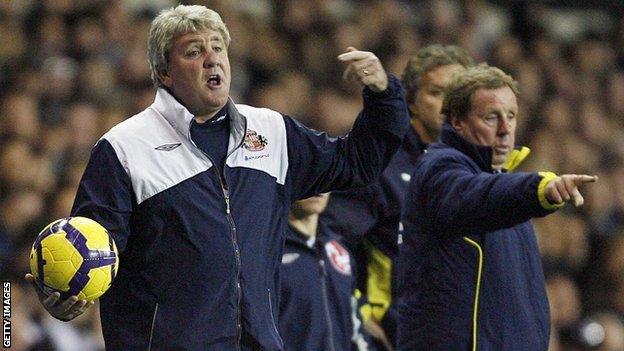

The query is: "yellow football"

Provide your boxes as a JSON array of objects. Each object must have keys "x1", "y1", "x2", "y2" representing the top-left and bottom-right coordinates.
[{"x1": 29, "y1": 217, "x2": 119, "y2": 302}]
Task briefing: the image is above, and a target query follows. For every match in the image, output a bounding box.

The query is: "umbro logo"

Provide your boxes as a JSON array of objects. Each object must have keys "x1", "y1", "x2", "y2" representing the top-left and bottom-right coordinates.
[{"x1": 155, "y1": 143, "x2": 181, "y2": 151}]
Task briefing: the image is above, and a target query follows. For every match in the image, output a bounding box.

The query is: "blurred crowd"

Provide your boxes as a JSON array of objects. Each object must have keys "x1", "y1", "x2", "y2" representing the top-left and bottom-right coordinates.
[{"x1": 1, "y1": 0, "x2": 624, "y2": 350}]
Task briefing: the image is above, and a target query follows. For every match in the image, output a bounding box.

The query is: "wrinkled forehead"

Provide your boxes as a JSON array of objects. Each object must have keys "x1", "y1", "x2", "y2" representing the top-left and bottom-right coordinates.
[
  {"x1": 470, "y1": 86, "x2": 518, "y2": 112},
  {"x1": 173, "y1": 29, "x2": 225, "y2": 45}
]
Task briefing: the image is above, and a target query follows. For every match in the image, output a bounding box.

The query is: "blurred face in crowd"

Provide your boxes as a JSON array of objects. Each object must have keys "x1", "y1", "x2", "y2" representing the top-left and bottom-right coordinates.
[
  {"x1": 410, "y1": 64, "x2": 464, "y2": 139},
  {"x1": 160, "y1": 29, "x2": 230, "y2": 121},
  {"x1": 452, "y1": 86, "x2": 517, "y2": 170},
  {"x1": 291, "y1": 193, "x2": 330, "y2": 218}
]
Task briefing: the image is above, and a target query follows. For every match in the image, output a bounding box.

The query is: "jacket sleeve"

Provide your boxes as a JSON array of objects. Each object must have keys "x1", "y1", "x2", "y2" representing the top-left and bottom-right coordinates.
[
  {"x1": 70, "y1": 139, "x2": 134, "y2": 252},
  {"x1": 410, "y1": 155, "x2": 556, "y2": 236},
  {"x1": 321, "y1": 185, "x2": 381, "y2": 248},
  {"x1": 285, "y1": 74, "x2": 409, "y2": 202}
]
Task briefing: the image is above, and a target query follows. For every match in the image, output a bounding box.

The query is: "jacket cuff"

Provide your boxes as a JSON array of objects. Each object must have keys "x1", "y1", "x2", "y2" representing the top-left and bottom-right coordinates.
[
  {"x1": 363, "y1": 73, "x2": 401, "y2": 100},
  {"x1": 537, "y1": 172, "x2": 565, "y2": 210},
  {"x1": 360, "y1": 74, "x2": 409, "y2": 139}
]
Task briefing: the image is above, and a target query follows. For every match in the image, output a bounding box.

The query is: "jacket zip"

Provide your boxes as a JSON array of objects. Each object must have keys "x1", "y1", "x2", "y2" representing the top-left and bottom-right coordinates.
[
  {"x1": 220, "y1": 178, "x2": 242, "y2": 345},
  {"x1": 319, "y1": 259, "x2": 337, "y2": 351},
  {"x1": 188, "y1": 122, "x2": 243, "y2": 346}
]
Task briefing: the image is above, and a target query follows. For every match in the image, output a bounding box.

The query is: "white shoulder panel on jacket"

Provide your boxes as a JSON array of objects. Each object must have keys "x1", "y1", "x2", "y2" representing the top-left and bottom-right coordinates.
[
  {"x1": 102, "y1": 107, "x2": 211, "y2": 205},
  {"x1": 227, "y1": 105, "x2": 288, "y2": 185}
]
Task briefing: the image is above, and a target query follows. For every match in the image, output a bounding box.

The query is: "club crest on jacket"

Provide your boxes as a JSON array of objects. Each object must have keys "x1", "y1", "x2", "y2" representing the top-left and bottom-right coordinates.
[
  {"x1": 243, "y1": 130, "x2": 268, "y2": 151},
  {"x1": 325, "y1": 240, "x2": 351, "y2": 275}
]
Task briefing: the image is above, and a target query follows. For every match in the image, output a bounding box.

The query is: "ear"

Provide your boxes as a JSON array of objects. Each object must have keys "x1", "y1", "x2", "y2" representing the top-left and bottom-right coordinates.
[
  {"x1": 158, "y1": 68, "x2": 173, "y2": 88},
  {"x1": 408, "y1": 101, "x2": 419, "y2": 117},
  {"x1": 450, "y1": 113, "x2": 463, "y2": 132}
]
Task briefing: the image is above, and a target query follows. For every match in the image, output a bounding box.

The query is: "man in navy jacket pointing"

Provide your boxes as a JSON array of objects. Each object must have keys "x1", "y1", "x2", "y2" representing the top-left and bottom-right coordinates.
[
  {"x1": 26, "y1": 4, "x2": 409, "y2": 350},
  {"x1": 397, "y1": 64, "x2": 596, "y2": 350}
]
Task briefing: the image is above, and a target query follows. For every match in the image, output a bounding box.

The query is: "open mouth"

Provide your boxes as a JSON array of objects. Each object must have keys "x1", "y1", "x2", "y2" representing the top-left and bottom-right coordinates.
[{"x1": 207, "y1": 74, "x2": 222, "y2": 87}]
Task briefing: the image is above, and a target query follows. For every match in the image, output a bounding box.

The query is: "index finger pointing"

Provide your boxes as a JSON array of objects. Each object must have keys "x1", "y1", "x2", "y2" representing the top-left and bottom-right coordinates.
[
  {"x1": 337, "y1": 50, "x2": 370, "y2": 62},
  {"x1": 575, "y1": 175, "x2": 598, "y2": 185}
]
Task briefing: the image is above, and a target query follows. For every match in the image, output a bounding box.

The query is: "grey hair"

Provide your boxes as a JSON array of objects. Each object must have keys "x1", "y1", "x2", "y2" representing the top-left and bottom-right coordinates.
[{"x1": 148, "y1": 5, "x2": 231, "y2": 88}]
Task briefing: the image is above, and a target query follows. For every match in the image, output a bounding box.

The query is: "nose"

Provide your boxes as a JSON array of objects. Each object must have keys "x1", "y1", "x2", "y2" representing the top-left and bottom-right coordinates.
[
  {"x1": 497, "y1": 117, "x2": 511, "y2": 136},
  {"x1": 203, "y1": 50, "x2": 219, "y2": 69}
]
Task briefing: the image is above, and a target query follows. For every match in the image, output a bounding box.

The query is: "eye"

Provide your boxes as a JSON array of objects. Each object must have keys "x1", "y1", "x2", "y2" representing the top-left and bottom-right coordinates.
[
  {"x1": 429, "y1": 89, "x2": 443, "y2": 97},
  {"x1": 213, "y1": 46, "x2": 223, "y2": 53},
  {"x1": 186, "y1": 49, "x2": 201, "y2": 58},
  {"x1": 484, "y1": 114, "x2": 497, "y2": 123}
]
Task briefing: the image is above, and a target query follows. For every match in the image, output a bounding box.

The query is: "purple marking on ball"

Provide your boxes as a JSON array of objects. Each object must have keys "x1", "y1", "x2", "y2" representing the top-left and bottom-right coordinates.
[
  {"x1": 58, "y1": 222, "x2": 117, "y2": 298},
  {"x1": 34, "y1": 218, "x2": 71, "y2": 286},
  {"x1": 33, "y1": 218, "x2": 69, "y2": 249}
]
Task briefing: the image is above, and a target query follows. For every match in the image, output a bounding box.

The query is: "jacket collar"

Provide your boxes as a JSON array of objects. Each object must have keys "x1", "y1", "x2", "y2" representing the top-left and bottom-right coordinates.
[
  {"x1": 404, "y1": 126, "x2": 428, "y2": 156},
  {"x1": 286, "y1": 221, "x2": 338, "y2": 250},
  {"x1": 151, "y1": 88, "x2": 247, "y2": 155},
  {"x1": 439, "y1": 121, "x2": 493, "y2": 172}
]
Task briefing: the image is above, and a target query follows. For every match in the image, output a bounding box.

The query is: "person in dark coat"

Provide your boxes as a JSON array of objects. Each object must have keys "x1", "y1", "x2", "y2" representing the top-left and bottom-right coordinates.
[{"x1": 397, "y1": 64, "x2": 597, "y2": 350}]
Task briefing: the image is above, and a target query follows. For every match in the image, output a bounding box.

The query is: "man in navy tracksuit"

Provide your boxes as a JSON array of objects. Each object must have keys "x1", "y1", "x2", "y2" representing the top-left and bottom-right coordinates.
[
  {"x1": 26, "y1": 5, "x2": 409, "y2": 350},
  {"x1": 279, "y1": 194, "x2": 369, "y2": 351},
  {"x1": 322, "y1": 45, "x2": 474, "y2": 348},
  {"x1": 397, "y1": 64, "x2": 596, "y2": 350}
]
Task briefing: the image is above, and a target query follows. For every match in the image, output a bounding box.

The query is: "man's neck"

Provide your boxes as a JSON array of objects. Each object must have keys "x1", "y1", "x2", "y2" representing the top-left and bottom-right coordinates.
[
  {"x1": 411, "y1": 119, "x2": 435, "y2": 143},
  {"x1": 164, "y1": 87, "x2": 227, "y2": 124},
  {"x1": 288, "y1": 214, "x2": 319, "y2": 238},
  {"x1": 194, "y1": 107, "x2": 227, "y2": 124}
]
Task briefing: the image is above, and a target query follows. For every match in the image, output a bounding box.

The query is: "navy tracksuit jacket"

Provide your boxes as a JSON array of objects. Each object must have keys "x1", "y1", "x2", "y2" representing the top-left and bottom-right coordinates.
[
  {"x1": 279, "y1": 222, "x2": 369, "y2": 351},
  {"x1": 71, "y1": 75, "x2": 409, "y2": 350}
]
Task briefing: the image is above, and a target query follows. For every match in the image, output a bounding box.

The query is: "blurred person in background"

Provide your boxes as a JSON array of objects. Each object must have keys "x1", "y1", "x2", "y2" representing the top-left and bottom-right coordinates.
[
  {"x1": 398, "y1": 64, "x2": 597, "y2": 350},
  {"x1": 546, "y1": 271, "x2": 584, "y2": 347},
  {"x1": 279, "y1": 193, "x2": 370, "y2": 350},
  {"x1": 26, "y1": 4, "x2": 409, "y2": 350},
  {"x1": 533, "y1": 212, "x2": 590, "y2": 272},
  {"x1": 550, "y1": 310, "x2": 624, "y2": 351},
  {"x1": 322, "y1": 44, "x2": 474, "y2": 349},
  {"x1": 592, "y1": 311, "x2": 624, "y2": 351}
]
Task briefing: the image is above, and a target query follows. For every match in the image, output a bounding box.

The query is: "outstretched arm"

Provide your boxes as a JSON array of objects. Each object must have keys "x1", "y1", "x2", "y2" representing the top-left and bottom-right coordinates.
[{"x1": 286, "y1": 48, "x2": 409, "y2": 201}]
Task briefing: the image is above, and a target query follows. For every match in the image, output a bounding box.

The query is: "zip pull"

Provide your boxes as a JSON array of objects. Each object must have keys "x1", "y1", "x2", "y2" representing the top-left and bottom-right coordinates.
[
  {"x1": 224, "y1": 189, "x2": 231, "y2": 214},
  {"x1": 319, "y1": 259, "x2": 326, "y2": 276}
]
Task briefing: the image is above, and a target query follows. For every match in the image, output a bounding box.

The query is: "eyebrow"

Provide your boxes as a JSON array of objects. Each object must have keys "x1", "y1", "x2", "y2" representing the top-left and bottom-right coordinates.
[
  {"x1": 482, "y1": 108, "x2": 517, "y2": 116},
  {"x1": 182, "y1": 36, "x2": 223, "y2": 47}
]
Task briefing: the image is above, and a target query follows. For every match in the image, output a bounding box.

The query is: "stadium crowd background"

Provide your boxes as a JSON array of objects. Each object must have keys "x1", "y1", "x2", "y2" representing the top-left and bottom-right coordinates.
[{"x1": 1, "y1": 0, "x2": 624, "y2": 349}]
